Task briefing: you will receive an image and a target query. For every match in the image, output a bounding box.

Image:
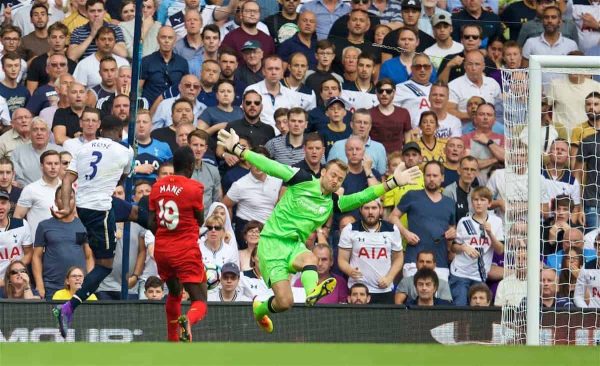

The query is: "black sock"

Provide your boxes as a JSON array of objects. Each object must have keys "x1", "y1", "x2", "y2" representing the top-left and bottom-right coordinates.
[{"x1": 69, "y1": 265, "x2": 112, "y2": 310}]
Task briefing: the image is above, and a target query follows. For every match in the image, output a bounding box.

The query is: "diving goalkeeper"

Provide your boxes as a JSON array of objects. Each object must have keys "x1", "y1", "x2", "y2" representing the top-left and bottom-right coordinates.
[{"x1": 218, "y1": 129, "x2": 422, "y2": 333}]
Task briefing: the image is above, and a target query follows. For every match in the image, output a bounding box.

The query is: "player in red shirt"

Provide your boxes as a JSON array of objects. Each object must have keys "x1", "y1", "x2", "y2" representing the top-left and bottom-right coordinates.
[{"x1": 149, "y1": 146, "x2": 207, "y2": 342}]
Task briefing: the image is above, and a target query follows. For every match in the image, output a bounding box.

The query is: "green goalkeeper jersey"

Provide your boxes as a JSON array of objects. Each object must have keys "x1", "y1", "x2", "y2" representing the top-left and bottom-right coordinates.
[{"x1": 244, "y1": 151, "x2": 386, "y2": 244}]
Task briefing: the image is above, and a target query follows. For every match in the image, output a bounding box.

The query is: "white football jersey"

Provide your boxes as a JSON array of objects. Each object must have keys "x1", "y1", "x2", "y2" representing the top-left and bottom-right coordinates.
[
  {"x1": 341, "y1": 90, "x2": 379, "y2": 110},
  {"x1": 451, "y1": 213, "x2": 504, "y2": 281},
  {"x1": 338, "y1": 221, "x2": 402, "y2": 293},
  {"x1": 68, "y1": 138, "x2": 133, "y2": 211},
  {"x1": 0, "y1": 218, "x2": 32, "y2": 279},
  {"x1": 393, "y1": 80, "x2": 432, "y2": 128},
  {"x1": 574, "y1": 266, "x2": 600, "y2": 308}
]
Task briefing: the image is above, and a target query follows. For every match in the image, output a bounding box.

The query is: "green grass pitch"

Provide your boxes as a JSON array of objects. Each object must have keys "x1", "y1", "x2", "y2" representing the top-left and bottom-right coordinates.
[{"x1": 1, "y1": 343, "x2": 598, "y2": 366}]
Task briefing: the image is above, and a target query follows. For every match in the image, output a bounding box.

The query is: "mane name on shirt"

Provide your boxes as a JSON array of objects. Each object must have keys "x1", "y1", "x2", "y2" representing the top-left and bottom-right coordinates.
[{"x1": 159, "y1": 184, "x2": 183, "y2": 196}]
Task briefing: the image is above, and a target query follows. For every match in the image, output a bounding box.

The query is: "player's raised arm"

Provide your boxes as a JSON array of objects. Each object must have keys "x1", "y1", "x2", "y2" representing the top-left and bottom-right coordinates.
[
  {"x1": 337, "y1": 163, "x2": 422, "y2": 213},
  {"x1": 53, "y1": 171, "x2": 78, "y2": 219},
  {"x1": 217, "y1": 129, "x2": 299, "y2": 183}
]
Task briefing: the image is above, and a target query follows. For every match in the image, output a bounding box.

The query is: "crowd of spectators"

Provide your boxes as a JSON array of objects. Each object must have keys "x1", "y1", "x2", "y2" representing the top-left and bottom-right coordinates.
[{"x1": 0, "y1": 0, "x2": 598, "y2": 309}]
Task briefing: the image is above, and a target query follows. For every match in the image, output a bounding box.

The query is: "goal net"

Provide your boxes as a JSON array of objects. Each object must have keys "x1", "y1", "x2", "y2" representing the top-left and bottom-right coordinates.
[{"x1": 500, "y1": 56, "x2": 600, "y2": 345}]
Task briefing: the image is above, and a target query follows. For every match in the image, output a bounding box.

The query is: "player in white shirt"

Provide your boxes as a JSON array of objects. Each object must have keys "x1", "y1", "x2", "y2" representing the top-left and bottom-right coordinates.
[
  {"x1": 338, "y1": 200, "x2": 403, "y2": 304},
  {"x1": 0, "y1": 190, "x2": 32, "y2": 282},
  {"x1": 450, "y1": 187, "x2": 504, "y2": 306},
  {"x1": 52, "y1": 115, "x2": 134, "y2": 337}
]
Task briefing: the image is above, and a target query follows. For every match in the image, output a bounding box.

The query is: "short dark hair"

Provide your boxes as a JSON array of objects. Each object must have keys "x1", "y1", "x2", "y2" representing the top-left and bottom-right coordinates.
[
  {"x1": 171, "y1": 98, "x2": 193, "y2": 114},
  {"x1": 349, "y1": 283, "x2": 369, "y2": 295},
  {"x1": 30, "y1": 3, "x2": 48, "y2": 18},
  {"x1": 172, "y1": 146, "x2": 196, "y2": 173},
  {"x1": 81, "y1": 106, "x2": 101, "y2": 121},
  {"x1": 144, "y1": 276, "x2": 164, "y2": 290},
  {"x1": 316, "y1": 39, "x2": 335, "y2": 52},
  {"x1": 357, "y1": 53, "x2": 376, "y2": 65},
  {"x1": 99, "y1": 56, "x2": 117, "y2": 68},
  {"x1": 219, "y1": 47, "x2": 238, "y2": 60},
  {"x1": 95, "y1": 26, "x2": 116, "y2": 42},
  {"x1": 242, "y1": 89, "x2": 261, "y2": 102},
  {"x1": 413, "y1": 268, "x2": 439, "y2": 290},
  {"x1": 468, "y1": 283, "x2": 492, "y2": 304},
  {"x1": 215, "y1": 79, "x2": 235, "y2": 92},
  {"x1": 1, "y1": 51, "x2": 21, "y2": 68},
  {"x1": 86, "y1": 0, "x2": 105, "y2": 10},
  {"x1": 375, "y1": 78, "x2": 394, "y2": 90},
  {"x1": 304, "y1": 132, "x2": 324, "y2": 146},
  {"x1": 40, "y1": 150, "x2": 60, "y2": 165},
  {"x1": 319, "y1": 76, "x2": 341, "y2": 92},
  {"x1": 586, "y1": 91, "x2": 600, "y2": 100},
  {"x1": 459, "y1": 155, "x2": 478, "y2": 167},
  {"x1": 202, "y1": 24, "x2": 221, "y2": 38},
  {"x1": 417, "y1": 250, "x2": 436, "y2": 263}
]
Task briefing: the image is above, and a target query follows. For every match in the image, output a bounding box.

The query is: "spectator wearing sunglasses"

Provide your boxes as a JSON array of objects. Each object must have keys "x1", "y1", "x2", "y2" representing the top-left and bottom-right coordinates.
[
  {"x1": 369, "y1": 78, "x2": 412, "y2": 154},
  {"x1": 1, "y1": 260, "x2": 39, "y2": 299},
  {"x1": 0, "y1": 188, "x2": 33, "y2": 288},
  {"x1": 216, "y1": 90, "x2": 275, "y2": 166},
  {"x1": 394, "y1": 54, "x2": 437, "y2": 128},
  {"x1": 437, "y1": 24, "x2": 498, "y2": 84},
  {"x1": 152, "y1": 75, "x2": 207, "y2": 130},
  {"x1": 450, "y1": 0, "x2": 503, "y2": 47},
  {"x1": 199, "y1": 215, "x2": 240, "y2": 269}
]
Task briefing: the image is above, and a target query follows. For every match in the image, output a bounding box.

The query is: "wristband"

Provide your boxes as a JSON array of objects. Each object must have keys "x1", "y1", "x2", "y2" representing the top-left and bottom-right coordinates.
[
  {"x1": 385, "y1": 176, "x2": 399, "y2": 190},
  {"x1": 232, "y1": 143, "x2": 246, "y2": 157}
]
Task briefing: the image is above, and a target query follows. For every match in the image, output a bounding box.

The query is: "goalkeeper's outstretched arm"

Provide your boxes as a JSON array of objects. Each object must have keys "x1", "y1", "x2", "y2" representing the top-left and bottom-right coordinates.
[
  {"x1": 337, "y1": 164, "x2": 422, "y2": 213},
  {"x1": 217, "y1": 129, "x2": 298, "y2": 182}
]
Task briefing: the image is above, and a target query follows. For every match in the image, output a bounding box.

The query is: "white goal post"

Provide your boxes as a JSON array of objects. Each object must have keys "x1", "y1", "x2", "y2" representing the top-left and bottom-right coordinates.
[{"x1": 524, "y1": 55, "x2": 599, "y2": 346}]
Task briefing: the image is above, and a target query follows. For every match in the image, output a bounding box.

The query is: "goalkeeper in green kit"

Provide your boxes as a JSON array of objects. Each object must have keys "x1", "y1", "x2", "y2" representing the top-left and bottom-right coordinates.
[{"x1": 218, "y1": 129, "x2": 422, "y2": 333}]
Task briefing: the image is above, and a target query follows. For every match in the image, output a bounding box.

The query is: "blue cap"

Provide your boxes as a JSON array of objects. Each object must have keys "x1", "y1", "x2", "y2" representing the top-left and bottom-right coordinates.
[
  {"x1": 221, "y1": 262, "x2": 240, "y2": 276},
  {"x1": 325, "y1": 96, "x2": 346, "y2": 110}
]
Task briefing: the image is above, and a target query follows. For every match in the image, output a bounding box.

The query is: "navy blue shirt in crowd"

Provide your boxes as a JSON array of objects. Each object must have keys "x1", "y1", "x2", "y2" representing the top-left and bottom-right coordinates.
[
  {"x1": 398, "y1": 189, "x2": 456, "y2": 269},
  {"x1": 26, "y1": 84, "x2": 55, "y2": 116},
  {"x1": 34, "y1": 217, "x2": 88, "y2": 299},
  {"x1": 276, "y1": 33, "x2": 318, "y2": 69},
  {"x1": 307, "y1": 106, "x2": 352, "y2": 133},
  {"x1": 0, "y1": 83, "x2": 29, "y2": 116},
  {"x1": 141, "y1": 51, "x2": 189, "y2": 105}
]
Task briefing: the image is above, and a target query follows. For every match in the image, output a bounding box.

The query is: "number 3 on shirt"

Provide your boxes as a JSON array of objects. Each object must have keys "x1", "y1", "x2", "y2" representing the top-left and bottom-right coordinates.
[
  {"x1": 158, "y1": 199, "x2": 179, "y2": 230},
  {"x1": 86, "y1": 151, "x2": 102, "y2": 180}
]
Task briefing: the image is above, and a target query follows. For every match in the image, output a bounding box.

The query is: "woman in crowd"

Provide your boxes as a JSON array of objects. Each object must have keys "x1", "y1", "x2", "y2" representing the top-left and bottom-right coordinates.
[
  {"x1": 199, "y1": 80, "x2": 244, "y2": 136},
  {"x1": 199, "y1": 215, "x2": 239, "y2": 268},
  {"x1": 414, "y1": 111, "x2": 447, "y2": 164},
  {"x1": 52, "y1": 266, "x2": 98, "y2": 301},
  {"x1": 239, "y1": 220, "x2": 263, "y2": 271},
  {"x1": 202, "y1": 202, "x2": 237, "y2": 248},
  {"x1": 2, "y1": 260, "x2": 40, "y2": 299},
  {"x1": 558, "y1": 247, "x2": 584, "y2": 300}
]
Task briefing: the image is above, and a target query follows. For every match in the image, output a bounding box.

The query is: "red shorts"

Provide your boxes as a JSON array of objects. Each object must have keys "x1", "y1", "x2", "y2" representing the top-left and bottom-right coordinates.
[{"x1": 154, "y1": 246, "x2": 206, "y2": 284}]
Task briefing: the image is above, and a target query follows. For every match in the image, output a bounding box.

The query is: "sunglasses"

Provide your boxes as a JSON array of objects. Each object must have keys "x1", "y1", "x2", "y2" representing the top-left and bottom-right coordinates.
[
  {"x1": 462, "y1": 34, "x2": 480, "y2": 40},
  {"x1": 351, "y1": 0, "x2": 370, "y2": 3},
  {"x1": 245, "y1": 100, "x2": 261, "y2": 106},
  {"x1": 377, "y1": 88, "x2": 394, "y2": 95},
  {"x1": 184, "y1": 83, "x2": 201, "y2": 90},
  {"x1": 206, "y1": 225, "x2": 223, "y2": 231},
  {"x1": 10, "y1": 268, "x2": 27, "y2": 275},
  {"x1": 412, "y1": 64, "x2": 432, "y2": 70},
  {"x1": 62, "y1": 161, "x2": 71, "y2": 166}
]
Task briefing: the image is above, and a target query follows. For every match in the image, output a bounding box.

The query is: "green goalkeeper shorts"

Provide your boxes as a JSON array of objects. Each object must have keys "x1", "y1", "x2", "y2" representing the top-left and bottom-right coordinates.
[{"x1": 257, "y1": 236, "x2": 310, "y2": 288}]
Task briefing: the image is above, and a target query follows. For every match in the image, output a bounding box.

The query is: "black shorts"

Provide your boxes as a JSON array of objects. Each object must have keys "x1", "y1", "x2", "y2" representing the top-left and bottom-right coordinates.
[{"x1": 77, "y1": 207, "x2": 116, "y2": 259}]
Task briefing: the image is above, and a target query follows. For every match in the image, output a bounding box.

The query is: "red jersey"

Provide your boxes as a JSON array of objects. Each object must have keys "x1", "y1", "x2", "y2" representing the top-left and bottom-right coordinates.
[{"x1": 149, "y1": 175, "x2": 204, "y2": 255}]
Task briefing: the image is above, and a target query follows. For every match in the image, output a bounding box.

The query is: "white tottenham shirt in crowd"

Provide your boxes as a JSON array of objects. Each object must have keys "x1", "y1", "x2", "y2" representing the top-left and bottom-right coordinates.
[
  {"x1": 451, "y1": 212, "x2": 504, "y2": 282},
  {"x1": 0, "y1": 218, "x2": 32, "y2": 278},
  {"x1": 338, "y1": 220, "x2": 402, "y2": 294},
  {"x1": 574, "y1": 265, "x2": 600, "y2": 308}
]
